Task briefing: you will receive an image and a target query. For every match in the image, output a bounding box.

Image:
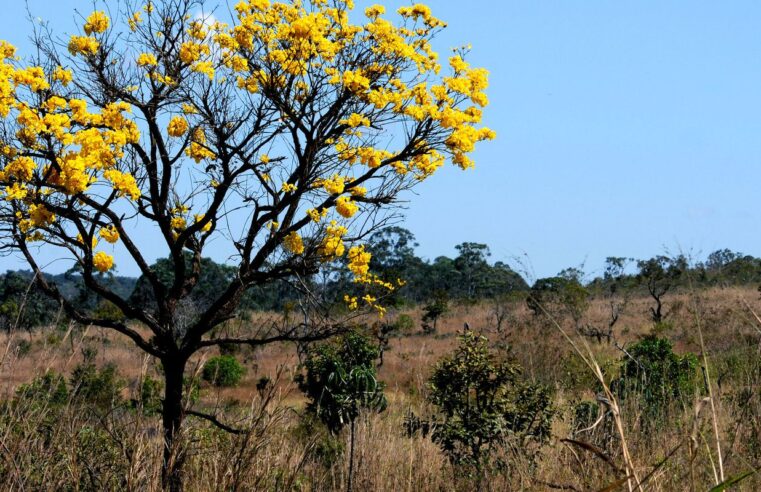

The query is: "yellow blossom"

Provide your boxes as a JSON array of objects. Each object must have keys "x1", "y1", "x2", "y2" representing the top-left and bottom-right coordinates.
[
  {"x1": 93, "y1": 251, "x2": 114, "y2": 272},
  {"x1": 335, "y1": 195, "x2": 358, "y2": 218},
  {"x1": 84, "y1": 11, "x2": 110, "y2": 35},
  {"x1": 53, "y1": 66, "x2": 73, "y2": 86},
  {"x1": 321, "y1": 174, "x2": 345, "y2": 195},
  {"x1": 283, "y1": 231, "x2": 305, "y2": 254},
  {"x1": 98, "y1": 225, "x2": 120, "y2": 244},
  {"x1": 340, "y1": 113, "x2": 370, "y2": 128},
  {"x1": 68, "y1": 36, "x2": 99, "y2": 56},
  {"x1": 347, "y1": 245, "x2": 372, "y2": 279},
  {"x1": 171, "y1": 216, "x2": 187, "y2": 231},
  {"x1": 137, "y1": 53, "x2": 158, "y2": 67},
  {"x1": 194, "y1": 214, "x2": 212, "y2": 232},
  {"x1": 344, "y1": 294, "x2": 358, "y2": 310},
  {"x1": 167, "y1": 116, "x2": 188, "y2": 137},
  {"x1": 319, "y1": 220, "x2": 347, "y2": 258}
]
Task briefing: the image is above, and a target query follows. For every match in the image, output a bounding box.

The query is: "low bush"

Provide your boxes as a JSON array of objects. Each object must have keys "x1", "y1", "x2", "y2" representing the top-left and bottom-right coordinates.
[{"x1": 202, "y1": 355, "x2": 246, "y2": 387}]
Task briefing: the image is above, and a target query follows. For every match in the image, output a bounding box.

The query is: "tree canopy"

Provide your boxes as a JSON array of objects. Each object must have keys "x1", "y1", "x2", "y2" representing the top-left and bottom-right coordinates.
[{"x1": 0, "y1": 1, "x2": 495, "y2": 488}]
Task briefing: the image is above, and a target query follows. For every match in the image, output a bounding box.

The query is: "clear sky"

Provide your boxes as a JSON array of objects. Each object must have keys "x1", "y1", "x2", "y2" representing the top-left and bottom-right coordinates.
[{"x1": 1, "y1": 1, "x2": 760, "y2": 280}]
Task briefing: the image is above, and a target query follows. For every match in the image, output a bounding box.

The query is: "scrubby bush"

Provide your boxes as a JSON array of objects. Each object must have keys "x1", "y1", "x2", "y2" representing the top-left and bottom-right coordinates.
[
  {"x1": 612, "y1": 336, "x2": 699, "y2": 426},
  {"x1": 70, "y1": 362, "x2": 123, "y2": 410},
  {"x1": 298, "y1": 331, "x2": 386, "y2": 433},
  {"x1": 427, "y1": 331, "x2": 554, "y2": 478},
  {"x1": 394, "y1": 313, "x2": 415, "y2": 334},
  {"x1": 139, "y1": 375, "x2": 163, "y2": 414},
  {"x1": 15, "y1": 370, "x2": 69, "y2": 407},
  {"x1": 202, "y1": 355, "x2": 246, "y2": 387}
]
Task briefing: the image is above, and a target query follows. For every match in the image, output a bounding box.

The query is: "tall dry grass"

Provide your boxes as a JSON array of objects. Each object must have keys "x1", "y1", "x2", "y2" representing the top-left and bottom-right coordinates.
[{"x1": 0, "y1": 286, "x2": 759, "y2": 490}]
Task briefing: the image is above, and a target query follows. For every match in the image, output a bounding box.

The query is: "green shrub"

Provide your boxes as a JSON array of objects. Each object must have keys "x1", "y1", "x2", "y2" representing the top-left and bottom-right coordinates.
[
  {"x1": 393, "y1": 313, "x2": 415, "y2": 335},
  {"x1": 139, "y1": 375, "x2": 163, "y2": 414},
  {"x1": 15, "y1": 370, "x2": 68, "y2": 407},
  {"x1": 70, "y1": 362, "x2": 123, "y2": 410},
  {"x1": 202, "y1": 355, "x2": 246, "y2": 387},
  {"x1": 427, "y1": 332, "x2": 554, "y2": 474},
  {"x1": 297, "y1": 331, "x2": 386, "y2": 433},
  {"x1": 14, "y1": 339, "x2": 32, "y2": 357},
  {"x1": 422, "y1": 294, "x2": 448, "y2": 333},
  {"x1": 612, "y1": 336, "x2": 699, "y2": 426}
]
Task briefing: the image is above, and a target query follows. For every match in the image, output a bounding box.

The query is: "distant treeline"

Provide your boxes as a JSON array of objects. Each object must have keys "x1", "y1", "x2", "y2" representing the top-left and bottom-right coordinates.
[{"x1": 0, "y1": 226, "x2": 760, "y2": 331}]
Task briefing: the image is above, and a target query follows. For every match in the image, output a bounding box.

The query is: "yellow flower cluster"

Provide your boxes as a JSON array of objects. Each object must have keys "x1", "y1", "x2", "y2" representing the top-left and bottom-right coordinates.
[
  {"x1": 179, "y1": 42, "x2": 210, "y2": 64},
  {"x1": 167, "y1": 116, "x2": 189, "y2": 137},
  {"x1": 191, "y1": 61, "x2": 215, "y2": 80},
  {"x1": 137, "y1": 53, "x2": 158, "y2": 68},
  {"x1": 397, "y1": 4, "x2": 445, "y2": 28},
  {"x1": 318, "y1": 220, "x2": 347, "y2": 258},
  {"x1": 185, "y1": 128, "x2": 216, "y2": 162},
  {"x1": 318, "y1": 174, "x2": 345, "y2": 195},
  {"x1": 335, "y1": 195, "x2": 358, "y2": 218},
  {"x1": 27, "y1": 204, "x2": 55, "y2": 229},
  {"x1": 98, "y1": 225, "x2": 120, "y2": 244},
  {"x1": 194, "y1": 214, "x2": 213, "y2": 232},
  {"x1": 307, "y1": 207, "x2": 328, "y2": 223},
  {"x1": 1, "y1": 156, "x2": 35, "y2": 181},
  {"x1": 84, "y1": 11, "x2": 110, "y2": 35},
  {"x1": 340, "y1": 113, "x2": 370, "y2": 128},
  {"x1": 103, "y1": 170, "x2": 141, "y2": 200},
  {"x1": 283, "y1": 231, "x2": 305, "y2": 254},
  {"x1": 344, "y1": 295, "x2": 358, "y2": 311},
  {"x1": 53, "y1": 66, "x2": 72, "y2": 86},
  {"x1": 68, "y1": 36, "x2": 99, "y2": 56},
  {"x1": 347, "y1": 245, "x2": 371, "y2": 279},
  {"x1": 93, "y1": 251, "x2": 114, "y2": 273}
]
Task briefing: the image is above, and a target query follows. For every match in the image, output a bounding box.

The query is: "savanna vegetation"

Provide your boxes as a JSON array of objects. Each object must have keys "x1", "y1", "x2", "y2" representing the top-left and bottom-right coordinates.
[{"x1": 0, "y1": 1, "x2": 759, "y2": 491}]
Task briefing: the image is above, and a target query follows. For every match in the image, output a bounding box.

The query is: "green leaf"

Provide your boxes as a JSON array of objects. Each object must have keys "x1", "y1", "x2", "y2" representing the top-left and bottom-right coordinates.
[{"x1": 708, "y1": 470, "x2": 756, "y2": 492}]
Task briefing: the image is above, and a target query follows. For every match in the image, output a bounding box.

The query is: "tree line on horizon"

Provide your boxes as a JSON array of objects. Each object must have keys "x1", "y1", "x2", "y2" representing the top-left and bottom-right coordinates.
[{"x1": 0, "y1": 226, "x2": 759, "y2": 332}]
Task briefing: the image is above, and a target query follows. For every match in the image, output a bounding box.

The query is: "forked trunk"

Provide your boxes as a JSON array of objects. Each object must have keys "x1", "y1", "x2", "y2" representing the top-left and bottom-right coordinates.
[{"x1": 162, "y1": 357, "x2": 187, "y2": 492}]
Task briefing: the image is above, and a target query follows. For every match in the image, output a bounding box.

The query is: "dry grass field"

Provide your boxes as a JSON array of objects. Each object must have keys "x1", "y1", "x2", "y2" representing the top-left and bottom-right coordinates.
[{"x1": 1, "y1": 285, "x2": 761, "y2": 490}]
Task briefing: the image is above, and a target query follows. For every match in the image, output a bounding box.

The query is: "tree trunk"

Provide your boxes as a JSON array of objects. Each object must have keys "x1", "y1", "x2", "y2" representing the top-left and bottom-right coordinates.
[
  {"x1": 162, "y1": 357, "x2": 187, "y2": 492},
  {"x1": 347, "y1": 418, "x2": 356, "y2": 492}
]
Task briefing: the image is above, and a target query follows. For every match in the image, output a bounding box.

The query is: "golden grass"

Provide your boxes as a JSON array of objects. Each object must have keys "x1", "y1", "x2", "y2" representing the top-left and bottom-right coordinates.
[{"x1": 0, "y1": 285, "x2": 760, "y2": 490}]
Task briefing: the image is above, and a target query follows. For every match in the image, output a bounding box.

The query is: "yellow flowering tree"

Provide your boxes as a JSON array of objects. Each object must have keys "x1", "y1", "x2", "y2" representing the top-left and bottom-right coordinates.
[{"x1": 0, "y1": 1, "x2": 493, "y2": 488}]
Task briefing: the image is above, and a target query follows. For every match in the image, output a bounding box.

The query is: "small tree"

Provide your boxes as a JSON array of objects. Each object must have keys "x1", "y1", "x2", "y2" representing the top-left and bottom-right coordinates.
[
  {"x1": 427, "y1": 332, "x2": 553, "y2": 483},
  {"x1": 422, "y1": 292, "x2": 449, "y2": 333},
  {"x1": 527, "y1": 273, "x2": 589, "y2": 329},
  {"x1": 637, "y1": 256, "x2": 686, "y2": 323},
  {"x1": 580, "y1": 257, "x2": 634, "y2": 344},
  {"x1": 298, "y1": 331, "x2": 386, "y2": 492},
  {"x1": 0, "y1": 1, "x2": 494, "y2": 488}
]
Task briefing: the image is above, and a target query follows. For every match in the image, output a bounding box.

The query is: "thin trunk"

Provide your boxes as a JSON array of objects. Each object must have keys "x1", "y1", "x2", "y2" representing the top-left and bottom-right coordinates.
[
  {"x1": 162, "y1": 357, "x2": 187, "y2": 492},
  {"x1": 347, "y1": 418, "x2": 356, "y2": 492}
]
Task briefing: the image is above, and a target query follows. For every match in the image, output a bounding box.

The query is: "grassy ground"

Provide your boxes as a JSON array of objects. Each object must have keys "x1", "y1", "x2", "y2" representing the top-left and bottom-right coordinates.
[{"x1": 0, "y1": 285, "x2": 760, "y2": 490}]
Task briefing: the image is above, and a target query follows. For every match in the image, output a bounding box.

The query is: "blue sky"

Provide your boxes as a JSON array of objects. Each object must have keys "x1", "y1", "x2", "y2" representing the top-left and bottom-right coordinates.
[{"x1": 1, "y1": 1, "x2": 760, "y2": 280}]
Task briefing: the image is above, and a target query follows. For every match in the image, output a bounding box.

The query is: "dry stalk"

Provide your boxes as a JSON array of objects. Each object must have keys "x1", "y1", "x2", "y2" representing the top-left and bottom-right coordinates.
[{"x1": 533, "y1": 300, "x2": 642, "y2": 492}]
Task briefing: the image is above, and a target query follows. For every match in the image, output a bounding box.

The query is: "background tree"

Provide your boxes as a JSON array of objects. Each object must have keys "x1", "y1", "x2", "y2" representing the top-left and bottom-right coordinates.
[
  {"x1": 0, "y1": 270, "x2": 59, "y2": 333},
  {"x1": 453, "y1": 242, "x2": 491, "y2": 300},
  {"x1": 637, "y1": 255, "x2": 686, "y2": 323},
  {"x1": 422, "y1": 290, "x2": 449, "y2": 333},
  {"x1": 0, "y1": 1, "x2": 494, "y2": 488},
  {"x1": 526, "y1": 271, "x2": 589, "y2": 328},
  {"x1": 581, "y1": 256, "x2": 635, "y2": 343}
]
